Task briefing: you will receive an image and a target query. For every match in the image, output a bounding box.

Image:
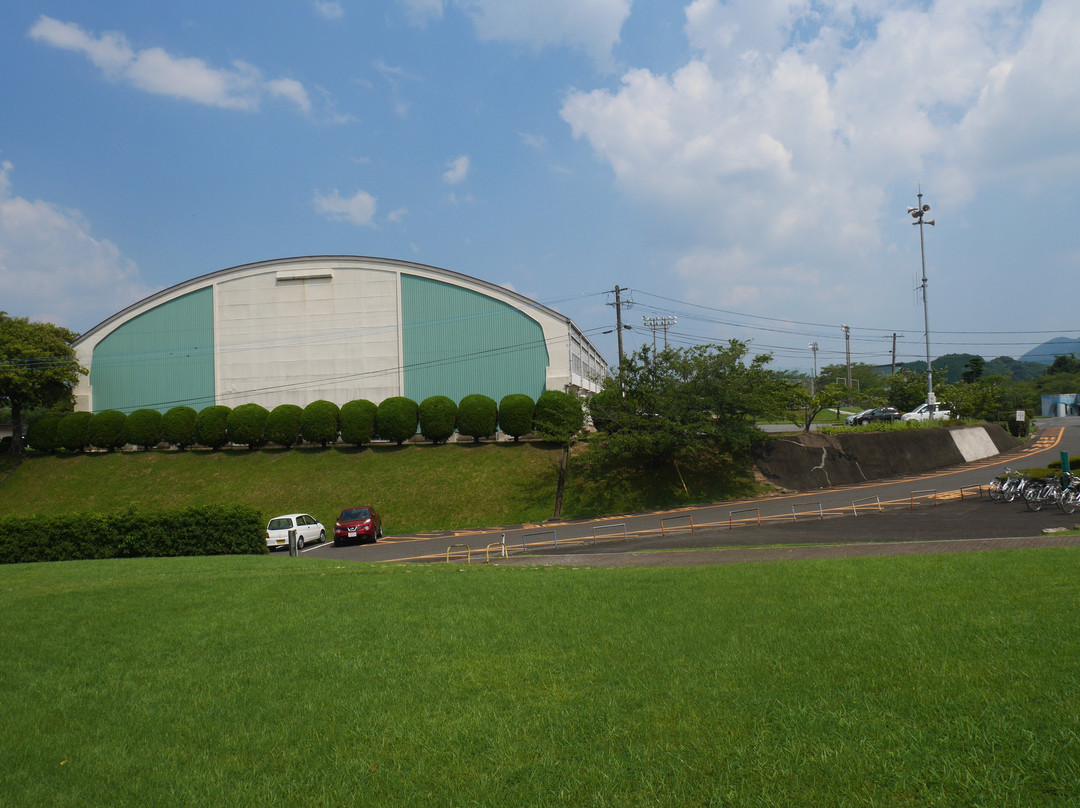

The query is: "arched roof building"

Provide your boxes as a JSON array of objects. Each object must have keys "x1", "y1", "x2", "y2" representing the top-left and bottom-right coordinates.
[{"x1": 72, "y1": 256, "x2": 606, "y2": 414}]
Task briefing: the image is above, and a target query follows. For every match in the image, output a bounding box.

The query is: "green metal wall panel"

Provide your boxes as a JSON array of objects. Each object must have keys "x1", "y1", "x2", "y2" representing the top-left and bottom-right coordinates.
[
  {"x1": 401, "y1": 275, "x2": 549, "y2": 404},
  {"x1": 89, "y1": 288, "x2": 215, "y2": 413}
]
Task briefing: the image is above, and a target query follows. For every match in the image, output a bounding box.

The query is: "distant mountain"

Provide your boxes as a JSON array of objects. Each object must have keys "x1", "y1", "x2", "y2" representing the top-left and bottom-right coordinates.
[
  {"x1": 895, "y1": 353, "x2": 1045, "y2": 383},
  {"x1": 1021, "y1": 337, "x2": 1080, "y2": 364}
]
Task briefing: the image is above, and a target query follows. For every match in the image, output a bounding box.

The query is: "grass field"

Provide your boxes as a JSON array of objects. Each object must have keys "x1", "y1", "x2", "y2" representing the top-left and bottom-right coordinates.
[
  {"x1": 3, "y1": 549, "x2": 1078, "y2": 806},
  {"x1": 0, "y1": 442, "x2": 758, "y2": 533}
]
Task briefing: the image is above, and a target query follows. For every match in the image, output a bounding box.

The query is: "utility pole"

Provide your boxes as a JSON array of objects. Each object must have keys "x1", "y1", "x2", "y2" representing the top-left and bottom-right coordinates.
[
  {"x1": 605, "y1": 286, "x2": 631, "y2": 366},
  {"x1": 809, "y1": 342, "x2": 819, "y2": 394},
  {"x1": 842, "y1": 324, "x2": 852, "y2": 388},
  {"x1": 888, "y1": 333, "x2": 904, "y2": 375}
]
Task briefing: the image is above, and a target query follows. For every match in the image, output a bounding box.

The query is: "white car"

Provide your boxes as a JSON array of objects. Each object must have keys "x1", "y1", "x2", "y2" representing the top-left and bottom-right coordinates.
[
  {"x1": 900, "y1": 403, "x2": 952, "y2": 422},
  {"x1": 266, "y1": 513, "x2": 326, "y2": 550}
]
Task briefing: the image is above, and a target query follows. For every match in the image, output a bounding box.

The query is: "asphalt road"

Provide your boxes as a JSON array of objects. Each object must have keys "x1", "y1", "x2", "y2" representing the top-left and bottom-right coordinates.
[{"x1": 300, "y1": 417, "x2": 1080, "y2": 566}]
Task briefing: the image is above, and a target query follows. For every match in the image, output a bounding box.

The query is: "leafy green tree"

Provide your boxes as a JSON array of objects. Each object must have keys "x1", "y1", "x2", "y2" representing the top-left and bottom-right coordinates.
[
  {"x1": 882, "y1": 370, "x2": 932, "y2": 413},
  {"x1": 418, "y1": 395, "x2": 457, "y2": 444},
  {"x1": 339, "y1": 399, "x2": 377, "y2": 446},
  {"x1": 0, "y1": 312, "x2": 86, "y2": 454},
  {"x1": 123, "y1": 408, "x2": 163, "y2": 451},
  {"x1": 498, "y1": 394, "x2": 535, "y2": 442},
  {"x1": 55, "y1": 411, "x2": 92, "y2": 452},
  {"x1": 161, "y1": 406, "x2": 198, "y2": 450},
  {"x1": 88, "y1": 410, "x2": 127, "y2": 451},
  {"x1": 266, "y1": 404, "x2": 303, "y2": 448},
  {"x1": 300, "y1": 400, "x2": 340, "y2": 447},
  {"x1": 194, "y1": 405, "x2": 231, "y2": 450},
  {"x1": 1045, "y1": 353, "x2": 1080, "y2": 376},
  {"x1": 376, "y1": 397, "x2": 419, "y2": 445},
  {"x1": 26, "y1": 413, "x2": 65, "y2": 454},
  {"x1": 790, "y1": 383, "x2": 848, "y2": 432},
  {"x1": 534, "y1": 390, "x2": 585, "y2": 520},
  {"x1": 962, "y1": 356, "x2": 986, "y2": 384},
  {"x1": 457, "y1": 394, "x2": 498, "y2": 443},
  {"x1": 227, "y1": 403, "x2": 270, "y2": 450},
  {"x1": 816, "y1": 362, "x2": 884, "y2": 398}
]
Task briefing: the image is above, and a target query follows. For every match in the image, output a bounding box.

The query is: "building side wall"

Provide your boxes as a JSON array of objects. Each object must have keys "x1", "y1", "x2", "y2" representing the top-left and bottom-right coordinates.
[
  {"x1": 401, "y1": 274, "x2": 548, "y2": 404},
  {"x1": 88, "y1": 288, "x2": 215, "y2": 413},
  {"x1": 214, "y1": 265, "x2": 401, "y2": 409}
]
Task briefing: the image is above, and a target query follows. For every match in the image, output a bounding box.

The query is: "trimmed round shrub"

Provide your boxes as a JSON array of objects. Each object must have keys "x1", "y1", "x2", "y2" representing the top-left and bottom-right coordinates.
[
  {"x1": 340, "y1": 399, "x2": 377, "y2": 446},
  {"x1": 457, "y1": 394, "x2": 498, "y2": 443},
  {"x1": 419, "y1": 396, "x2": 458, "y2": 444},
  {"x1": 26, "y1": 413, "x2": 65, "y2": 454},
  {"x1": 123, "y1": 408, "x2": 163, "y2": 451},
  {"x1": 376, "y1": 397, "x2": 419, "y2": 446},
  {"x1": 161, "y1": 406, "x2": 198, "y2": 450},
  {"x1": 498, "y1": 394, "x2": 535, "y2": 442},
  {"x1": 266, "y1": 404, "x2": 303, "y2": 448},
  {"x1": 585, "y1": 386, "x2": 621, "y2": 434},
  {"x1": 534, "y1": 390, "x2": 584, "y2": 443},
  {"x1": 227, "y1": 403, "x2": 270, "y2": 450},
  {"x1": 194, "y1": 405, "x2": 231, "y2": 450},
  {"x1": 55, "y1": 411, "x2": 93, "y2": 452},
  {"x1": 300, "y1": 400, "x2": 340, "y2": 447},
  {"x1": 88, "y1": 410, "x2": 127, "y2": 451}
]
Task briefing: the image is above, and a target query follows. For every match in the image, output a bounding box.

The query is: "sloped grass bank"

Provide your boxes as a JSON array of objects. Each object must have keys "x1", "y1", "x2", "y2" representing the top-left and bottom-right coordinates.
[
  {"x1": 0, "y1": 443, "x2": 759, "y2": 534},
  {"x1": 2, "y1": 550, "x2": 1077, "y2": 807}
]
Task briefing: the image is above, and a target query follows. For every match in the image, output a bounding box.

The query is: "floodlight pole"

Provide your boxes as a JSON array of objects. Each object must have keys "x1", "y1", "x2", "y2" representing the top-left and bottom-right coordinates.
[
  {"x1": 911, "y1": 190, "x2": 936, "y2": 405},
  {"x1": 809, "y1": 341, "x2": 818, "y2": 394}
]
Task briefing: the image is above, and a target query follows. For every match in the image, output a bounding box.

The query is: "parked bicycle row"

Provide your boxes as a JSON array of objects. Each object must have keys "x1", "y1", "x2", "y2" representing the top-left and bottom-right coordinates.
[{"x1": 988, "y1": 467, "x2": 1080, "y2": 514}]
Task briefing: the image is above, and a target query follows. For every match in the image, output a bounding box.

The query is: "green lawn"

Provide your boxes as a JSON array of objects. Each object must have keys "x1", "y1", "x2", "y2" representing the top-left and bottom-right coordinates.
[{"x1": 2, "y1": 549, "x2": 1078, "y2": 806}]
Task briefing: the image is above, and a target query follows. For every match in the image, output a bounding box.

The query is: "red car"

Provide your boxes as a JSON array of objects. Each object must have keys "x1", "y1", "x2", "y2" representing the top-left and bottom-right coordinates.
[{"x1": 333, "y1": 506, "x2": 383, "y2": 546}]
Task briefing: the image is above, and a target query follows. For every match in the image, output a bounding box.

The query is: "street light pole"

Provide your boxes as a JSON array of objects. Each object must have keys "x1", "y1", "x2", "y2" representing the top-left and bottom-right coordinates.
[
  {"x1": 909, "y1": 190, "x2": 936, "y2": 404},
  {"x1": 809, "y1": 341, "x2": 818, "y2": 395}
]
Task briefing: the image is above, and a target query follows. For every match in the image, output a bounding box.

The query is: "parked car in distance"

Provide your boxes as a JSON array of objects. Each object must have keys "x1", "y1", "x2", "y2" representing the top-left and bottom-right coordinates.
[
  {"x1": 900, "y1": 403, "x2": 952, "y2": 422},
  {"x1": 333, "y1": 506, "x2": 383, "y2": 546},
  {"x1": 845, "y1": 408, "x2": 876, "y2": 426},
  {"x1": 854, "y1": 407, "x2": 901, "y2": 425},
  {"x1": 266, "y1": 513, "x2": 326, "y2": 551}
]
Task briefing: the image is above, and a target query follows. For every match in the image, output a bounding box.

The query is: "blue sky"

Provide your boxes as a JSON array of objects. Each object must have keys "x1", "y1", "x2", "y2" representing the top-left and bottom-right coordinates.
[{"x1": 2, "y1": 0, "x2": 1079, "y2": 376}]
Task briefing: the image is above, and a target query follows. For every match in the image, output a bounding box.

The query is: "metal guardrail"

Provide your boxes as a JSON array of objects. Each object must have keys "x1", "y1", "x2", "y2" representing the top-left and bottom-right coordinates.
[
  {"x1": 660, "y1": 514, "x2": 694, "y2": 535},
  {"x1": 521, "y1": 530, "x2": 557, "y2": 551},
  {"x1": 851, "y1": 496, "x2": 882, "y2": 516},
  {"x1": 909, "y1": 489, "x2": 938, "y2": 508},
  {"x1": 958, "y1": 485, "x2": 984, "y2": 501},
  {"x1": 728, "y1": 508, "x2": 761, "y2": 528},
  {"x1": 791, "y1": 503, "x2": 824, "y2": 521},
  {"x1": 591, "y1": 523, "x2": 625, "y2": 544},
  {"x1": 446, "y1": 544, "x2": 471, "y2": 563}
]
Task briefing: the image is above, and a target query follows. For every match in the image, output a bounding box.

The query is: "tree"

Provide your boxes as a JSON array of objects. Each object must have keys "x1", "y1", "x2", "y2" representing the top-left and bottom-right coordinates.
[
  {"x1": 498, "y1": 394, "x2": 535, "y2": 442},
  {"x1": 589, "y1": 342, "x2": 792, "y2": 468},
  {"x1": 534, "y1": 390, "x2": 585, "y2": 519},
  {"x1": 376, "y1": 397, "x2": 419, "y2": 445},
  {"x1": 266, "y1": 404, "x2": 303, "y2": 448},
  {"x1": 161, "y1": 406, "x2": 198, "y2": 450},
  {"x1": 123, "y1": 408, "x2": 163, "y2": 451},
  {"x1": 88, "y1": 410, "x2": 127, "y2": 451},
  {"x1": 55, "y1": 410, "x2": 92, "y2": 453},
  {"x1": 790, "y1": 383, "x2": 848, "y2": 432},
  {"x1": 418, "y1": 396, "x2": 457, "y2": 444},
  {"x1": 457, "y1": 394, "x2": 498, "y2": 443},
  {"x1": 962, "y1": 356, "x2": 986, "y2": 384},
  {"x1": 194, "y1": 405, "x2": 231, "y2": 450},
  {"x1": 882, "y1": 370, "x2": 932, "y2": 414},
  {"x1": 227, "y1": 403, "x2": 270, "y2": 450},
  {"x1": 0, "y1": 312, "x2": 86, "y2": 454},
  {"x1": 1046, "y1": 353, "x2": 1080, "y2": 376},
  {"x1": 339, "y1": 399, "x2": 377, "y2": 447},
  {"x1": 300, "y1": 400, "x2": 340, "y2": 447}
]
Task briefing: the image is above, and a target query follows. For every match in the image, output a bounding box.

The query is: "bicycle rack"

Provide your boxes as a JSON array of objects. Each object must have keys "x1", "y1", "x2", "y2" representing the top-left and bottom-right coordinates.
[
  {"x1": 790, "y1": 503, "x2": 824, "y2": 521},
  {"x1": 851, "y1": 496, "x2": 882, "y2": 516},
  {"x1": 484, "y1": 538, "x2": 507, "y2": 563},
  {"x1": 958, "y1": 485, "x2": 983, "y2": 501},
  {"x1": 909, "y1": 489, "x2": 938, "y2": 508},
  {"x1": 660, "y1": 514, "x2": 695, "y2": 535},
  {"x1": 446, "y1": 544, "x2": 471, "y2": 564},
  {"x1": 591, "y1": 523, "x2": 625, "y2": 544},
  {"x1": 727, "y1": 508, "x2": 761, "y2": 529},
  {"x1": 521, "y1": 530, "x2": 557, "y2": 552}
]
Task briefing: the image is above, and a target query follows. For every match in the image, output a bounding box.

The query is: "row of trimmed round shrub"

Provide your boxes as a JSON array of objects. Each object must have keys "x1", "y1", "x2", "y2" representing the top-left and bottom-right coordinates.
[{"x1": 25, "y1": 391, "x2": 579, "y2": 453}]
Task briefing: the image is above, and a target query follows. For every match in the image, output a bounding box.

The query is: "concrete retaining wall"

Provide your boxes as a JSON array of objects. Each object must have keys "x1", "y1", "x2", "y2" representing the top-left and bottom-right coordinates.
[{"x1": 753, "y1": 424, "x2": 1022, "y2": 491}]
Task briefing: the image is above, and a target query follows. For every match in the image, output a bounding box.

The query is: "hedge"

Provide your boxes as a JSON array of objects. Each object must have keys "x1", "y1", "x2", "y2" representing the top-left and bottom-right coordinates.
[
  {"x1": 228, "y1": 403, "x2": 270, "y2": 450},
  {"x1": 458, "y1": 394, "x2": 498, "y2": 443},
  {"x1": 0, "y1": 505, "x2": 267, "y2": 564},
  {"x1": 301, "y1": 400, "x2": 340, "y2": 447},
  {"x1": 195, "y1": 405, "x2": 231, "y2": 450},
  {"x1": 162, "y1": 406, "x2": 199, "y2": 450},
  {"x1": 377, "y1": 397, "x2": 419, "y2": 445},
  {"x1": 340, "y1": 399, "x2": 377, "y2": 446},
  {"x1": 55, "y1": 411, "x2": 93, "y2": 453},
  {"x1": 26, "y1": 413, "x2": 66, "y2": 454},
  {"x1": 498, "y1": 394, "x2": 535, "y2": 442},
  {"x1": 123, "y1": 408, "x2": 163, "y2": 451},
  {"x1": 266, "y1": 404, "x2": 303, "y2": 448},
  {"x1": 419, "y1": 396, "x2": 458, "y2": 444}
]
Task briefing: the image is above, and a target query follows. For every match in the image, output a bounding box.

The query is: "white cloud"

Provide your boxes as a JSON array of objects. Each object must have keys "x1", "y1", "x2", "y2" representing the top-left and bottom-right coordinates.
[
  {"x1": 458, "y1": 0, "x2": 632, "y2": 66},
  {"x1": 561, "y1": 0, "x2": 1080, "y2": 307},
  {"x1": 519, "y1": 131, "x2": 547, "y2": 149},
  {"x1": 0, "y1": 160, "x2": 152, "y2": 332},
  {"x1": 312, "y1": 188, "x2": 378, "y2": 227},
  {"x1": 397, "y1": 0, "x2": 445, "y2": 25},
  {"x1": 29, "y1": 16, "x2": 312, "y2": 113},
  {"x1": 443, "y1": 155, "x2": 470, "y2": 184},
  {"x1": 387, "y1": 207, "x2": 410, "y2": 224},
  {"x1": 314, "y1": 1, "x2": 344, "y2": 20}
]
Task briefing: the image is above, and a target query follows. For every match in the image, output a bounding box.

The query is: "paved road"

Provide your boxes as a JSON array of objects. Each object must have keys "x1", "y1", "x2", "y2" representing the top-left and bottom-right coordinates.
[{"x1": 301, "y1": 417, "x2": 1080, "y2": 565}]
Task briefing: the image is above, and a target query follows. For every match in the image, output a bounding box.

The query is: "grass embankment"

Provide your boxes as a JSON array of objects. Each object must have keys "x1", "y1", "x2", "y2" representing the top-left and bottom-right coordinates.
[
  {"x1": 3, "y1": 551, "x2": 1077, "y2": 806},
  {"x1": 0, "y1": 442, "x2": 758, "y2": 533}
]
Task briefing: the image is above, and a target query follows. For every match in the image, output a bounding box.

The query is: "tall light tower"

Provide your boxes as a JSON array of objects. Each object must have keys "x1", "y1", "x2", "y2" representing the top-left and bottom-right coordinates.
[{"x1": 909, "y1": 190, "x2": 936, "y2": 404}]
